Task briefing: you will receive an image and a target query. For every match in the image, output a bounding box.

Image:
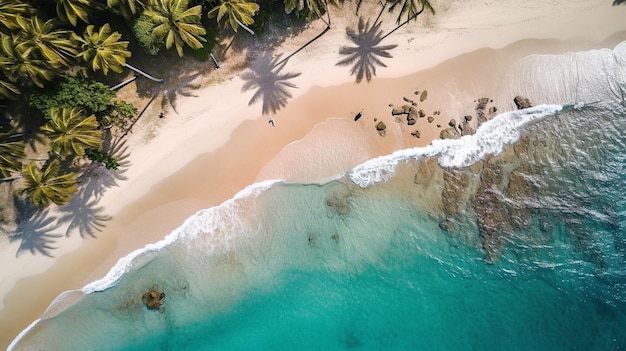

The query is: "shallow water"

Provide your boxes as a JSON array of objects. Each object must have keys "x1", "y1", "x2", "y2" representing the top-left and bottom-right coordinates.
[{"x1": 10, "y1": 43, "x2": 626, "y2": 350}]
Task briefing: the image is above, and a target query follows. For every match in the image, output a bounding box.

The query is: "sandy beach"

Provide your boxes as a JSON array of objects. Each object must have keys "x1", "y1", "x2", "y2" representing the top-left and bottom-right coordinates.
[{"x1": 2, "y1": 0, "x2": 626, "y2": 347}]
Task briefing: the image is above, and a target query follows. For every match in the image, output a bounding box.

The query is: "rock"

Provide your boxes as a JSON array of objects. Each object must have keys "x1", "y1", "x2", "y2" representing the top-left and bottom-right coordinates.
[
  {"x1": 513, "y1": 96, "x2": 532, "y2": 109},
  {"x1": 464, "y1": 115, "x2": 472, "y2": 122},
  {"x1": 436, "y1": 124, "x2": 442, "y2": 128},
  {"x1": 411, "y1": 130, "x2": 420, "y2": 138},
  {"x1": 327, "y1": 190, "x2": 351, "y2": 215},
  {"x1": 439, "y1": 220, "x2": 453, "y2": 231},
  {"x1": 448, "y1": 119, "x2": 457, "y2": 127},
  {"x1": 142, "y1": 289, "x2": 165, "y2": 310},
  {"x1": 418, "y1": 109, "x2": 426, "y2": 118},
  {"x1": 477, "y1": 97, "x2": 490, "y2": 105},
  {"x1": 403, "y1": 96, "x2": 414, "y2": 104},
  {"x1": 402, "y1": 104, "x2": 412, "y2": 113},
  {"x1": 391, "y1": 106, "x2": 406, "y2": 115},
  {"x1": 427, "y1": 116, "x2": 434, "y2": 123},
  {"x1": 440, "y1": 127, "x2": 460, "y2": 139},
  {"x1": 375, "y1": 121, "x2": 386, "y2": 136},
  {"x1": 414, "y1": 90, "x2": 420, "y2": 95},
  {"x1": 419, "y1": 90, "x2": 428, "y2": 102},
  {"x1": 460, "y1": 121, "x2": 476, "y2": 136},
  {"x1": 407, "y1": 106, "x2": 418, "y2": 125},
  {"x1": 489, "y1": 106, "x2": 498, "y2": 115}
]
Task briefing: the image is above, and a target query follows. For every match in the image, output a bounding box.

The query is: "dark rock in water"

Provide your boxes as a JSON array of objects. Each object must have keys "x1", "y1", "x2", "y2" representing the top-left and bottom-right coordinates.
[
  {"x1": 391, "y1": 106, "x2": 406, "y2": 115},
  {"x1": 427, "y1": 116, "x2": 434, "y2": 123},
  {"x1": 411, "y1": 130, "x2": 420, "y2": 138},
  {"x1": 326, "y1": 191, "x2": 351, "y2": 215},
  {"x1": 439, "y1": 220, "x2": 453, "y2": 232},
  {"x1": 464, "y1": 115, "x2": 472, "y2": 122},
  {"x1": 420, "y1": 90, "x2": 428, "y2": 102},
  {"x1": 142, "y1": 289, "x2": 165, "y2": 310},
  {"x1": 440, "y1": 127, "x2": 460, "y2": 139},
  {"x1": 413, "y1": 157, "x2": 438, "y2": 185},
  {"x1": 448, "y1": 119, "x2": 457, "y2": 127},
  {"x1": 514, "y1": 96, "x2": 532, "y2": 109},
  {"x1": 472, "y1": 159, "x2": 513, "y2": 263}
]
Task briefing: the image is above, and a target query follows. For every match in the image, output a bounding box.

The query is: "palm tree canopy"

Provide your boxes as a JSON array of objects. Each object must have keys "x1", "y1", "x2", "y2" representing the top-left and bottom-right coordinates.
[
  {"x1": 14, "y1": 15, "x2": 78, "y2": 68},
  {"x1": 0, "y1": 129, "x2": 25, "y2": 178},
  {"x1": 0, "y1": 75, "x2": 20, "y2": 100},
  {"x1": 0, "y1": 0, "x2": 35, "y2": 32},
  {"x1": 208, "y1": 0, "x2": 259, "y2": 33},
  {"x1": 387, "y1": 0, "x2": 434, "y2": 24},
  {"x1": 74, "y1": 23, "x2": 131, "y2": 75},
  {"x1": 107, "y1": 0, "x2": 145, "y2": 20},
  {"x1": 145, "y1": 0, "x2": 207, "y2": 56},
  {"x1": 283, "y1": 0, "x2": 339, "y2": 16},
  {"x1": 0, "y1": 33, "x2": 57, "y2": 87},
  {"x1": 18, "y1": 160, "x2": 78, "y2": 208},
  {"x1": 54, "y1": 0, "x2": 93, "y2": 26},
  {"x1": 41, "y1": 107, "x2": 103, "y2": 157}
]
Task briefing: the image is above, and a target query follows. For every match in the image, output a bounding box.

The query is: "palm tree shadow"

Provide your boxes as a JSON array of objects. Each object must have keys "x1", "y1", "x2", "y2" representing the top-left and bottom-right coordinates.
[
  {"x1": 57, "y1": 137, "x2": 130, "y2": 238},
  {"x1": 8, "y1": 198, "x2": 62, "y2": 257},
  {"x1": 336, "y1": 17, "x2": 398, "y2": 83},
  {"x1": 160, "y1": 70, "x2": 203, "y2": 114},
  {"x1": 240, "y1": 52, "x2": 302, "y2": 115}
]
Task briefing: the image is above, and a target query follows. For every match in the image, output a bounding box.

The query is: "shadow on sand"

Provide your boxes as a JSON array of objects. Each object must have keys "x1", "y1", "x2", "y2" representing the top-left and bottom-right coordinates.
[
  {"x1": 336, "y1": 17, "x2": 397, "y2": 83},
  {"x1": 241, "y1": 52, "x2": 302, "y2": 115},
  {"x1": 6, "y1": 136, "x2": 131, "y2": 256}
]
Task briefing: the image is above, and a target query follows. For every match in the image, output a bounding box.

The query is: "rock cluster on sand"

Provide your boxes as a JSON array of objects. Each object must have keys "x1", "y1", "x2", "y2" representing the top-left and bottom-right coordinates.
[{"x1": 142, "y1": 289, "x2": 166, "y2": 310}]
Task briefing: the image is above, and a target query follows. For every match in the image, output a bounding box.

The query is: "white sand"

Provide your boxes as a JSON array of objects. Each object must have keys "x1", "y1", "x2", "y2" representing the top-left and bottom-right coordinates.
[{"x1": 2, "y1": 0, "x2": 625, "y2": 347}]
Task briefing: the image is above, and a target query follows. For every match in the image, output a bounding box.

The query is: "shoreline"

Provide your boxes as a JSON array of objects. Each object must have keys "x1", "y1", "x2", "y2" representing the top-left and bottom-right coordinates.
[{"x1": 3, "y1": 0, "x2": 626, "y2": 347}]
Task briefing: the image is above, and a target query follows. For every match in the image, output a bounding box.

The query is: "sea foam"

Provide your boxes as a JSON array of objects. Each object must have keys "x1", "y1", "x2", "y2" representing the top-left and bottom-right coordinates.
[
  {"x1": 81, "y1": 179, "x2": 282, "y2": 294},
  {"x1": 349, "y1": 104, "x2": 567, "y2": 188}
]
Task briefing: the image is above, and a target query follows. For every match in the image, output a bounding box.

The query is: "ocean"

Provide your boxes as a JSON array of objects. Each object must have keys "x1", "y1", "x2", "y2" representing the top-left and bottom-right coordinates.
[{"x1": 9, "y1": 42, "x2": 626, "y2": 350}]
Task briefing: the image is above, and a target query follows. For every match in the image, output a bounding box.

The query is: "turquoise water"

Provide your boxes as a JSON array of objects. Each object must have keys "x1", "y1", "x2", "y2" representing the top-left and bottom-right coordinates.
[{"x1": 10, "y1": 44, "x2": 626, "y2": 350}]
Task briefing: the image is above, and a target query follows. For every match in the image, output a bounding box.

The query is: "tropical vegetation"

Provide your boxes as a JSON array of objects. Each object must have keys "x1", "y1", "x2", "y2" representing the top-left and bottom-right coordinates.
[{"x1": 0, "y1": 0, "x2": 435, "y2": 241}]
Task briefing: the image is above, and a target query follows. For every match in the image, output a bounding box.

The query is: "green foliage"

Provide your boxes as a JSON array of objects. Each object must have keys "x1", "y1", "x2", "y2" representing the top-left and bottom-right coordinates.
[
  {"x1": 132, "y1": 14, "x2": 163, "y2": 55},
  {"x1": 41, "y1": 107, "x2": 103, "y2": 157},
  {"x1": 30, "y1": 76, "x2": 116, "y2": 118},
  {"x1": 102, "y1": 100, "x2": 137, "y2": 130},
  {"x1": 85, "y1": 148, "x2": 119, "y2": 170},
  {"x1": 0, "y1": 129, "x2": 25, "y2": 178}
]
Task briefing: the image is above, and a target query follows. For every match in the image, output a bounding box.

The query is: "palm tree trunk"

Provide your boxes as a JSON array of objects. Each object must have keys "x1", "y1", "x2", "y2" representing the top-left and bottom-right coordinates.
[
  {"x1": 0, "y1": 175, "x2": 22, "y2": 182},
  {"x1": 123, "y1": 64, "x2": 165, "y2": 83},
  {"x1": 277, "y1": 25, "x2": 331, "y2": 66},
  {"x1": 110, "y1": 75, "x2": 138, "y2": 90},
  {"x1": 235, "y1": 18, "x2": 255, "y2": 36},
  {"x1": 380, "y1": 6, "x2": 424, "y2": 41}
]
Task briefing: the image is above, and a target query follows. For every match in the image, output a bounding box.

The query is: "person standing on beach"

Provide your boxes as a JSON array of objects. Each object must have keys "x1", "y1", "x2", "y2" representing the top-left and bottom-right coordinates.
[{"x1": 268, "y1": 116, "x2": 275, "y2": 127}]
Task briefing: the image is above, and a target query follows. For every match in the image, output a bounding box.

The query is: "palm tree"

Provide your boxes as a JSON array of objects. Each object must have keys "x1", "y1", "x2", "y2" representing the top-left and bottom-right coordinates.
[
  {"x1": 387, "y1": 0, "x2": 434, "y2": 25},
  {"x1": 41, "y1": 107, "x2": 103, "y2": 157},
  {"x1": 53, "y1": 0, "x2": 94, "y2": 26},
  {"x1": 74, "y1": 23, "x2": 165, "y2": 82},
  {"x1": 17, "y1": 159, "x2": 78, "y2": 208},
  {"x1": 145, "y1": 0, "x2": 207, "y2": 57},
  {"x1": 0, "y1": 0, "x2": 35, "y2": 33},
  {"x1": 0, "y1": 129, "x2": 25, "y2": 178},
  {"x1": 0, "y1": 33, "x2": 57, "y2": 88},
  {"x1": 107, "y1": 0, "x2": 146, "y2": 20},
  {"x1": 74, "y1": 23, "x2": 131, "y2": 75},
  {"x1": 208, "y1": 0, "x2": 259, "y2": 34},
  {"x1": 14, "y1": 15, "x2": 78, "y2": 68},
  {"x1": 283, "y1": 0, "x2": 337, "y2": 21}
]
